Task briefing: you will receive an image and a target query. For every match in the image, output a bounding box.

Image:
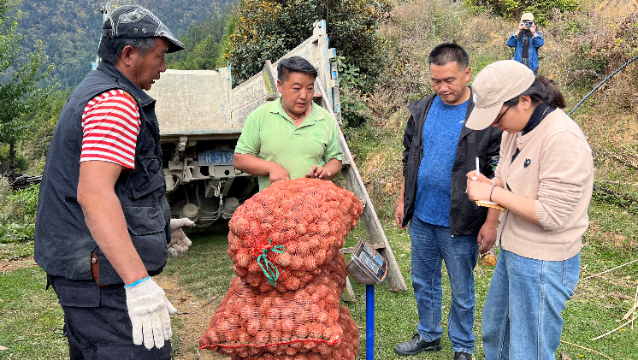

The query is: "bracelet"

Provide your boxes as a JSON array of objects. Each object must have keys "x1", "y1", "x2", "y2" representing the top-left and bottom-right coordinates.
[
  {"x1": 489, "y1": 184, "x2": 497, "y2": 202},
  {"x1": 125, "y1": 276, "x2": 151, "y2": 288}
]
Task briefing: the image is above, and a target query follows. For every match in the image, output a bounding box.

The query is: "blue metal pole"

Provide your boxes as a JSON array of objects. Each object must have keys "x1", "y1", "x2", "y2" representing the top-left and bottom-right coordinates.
[{"x1": 366, "y1": 284, "x2": 375, "y2": 360}]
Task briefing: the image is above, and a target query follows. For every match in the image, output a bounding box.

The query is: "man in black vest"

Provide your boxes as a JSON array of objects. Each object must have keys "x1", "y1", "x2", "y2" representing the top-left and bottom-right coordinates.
[{"x1": 34, "y1": 6, "x2": 184, "y2": 358}]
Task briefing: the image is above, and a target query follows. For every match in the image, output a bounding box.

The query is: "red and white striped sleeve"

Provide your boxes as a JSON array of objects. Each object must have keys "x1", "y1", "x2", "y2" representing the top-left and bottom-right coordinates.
[{"x1": 80, "y1": 89, "x2": 141, "y2": 170}]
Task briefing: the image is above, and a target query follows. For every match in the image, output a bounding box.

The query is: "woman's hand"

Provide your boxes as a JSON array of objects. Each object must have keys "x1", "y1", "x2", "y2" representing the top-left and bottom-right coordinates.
[
  {"x1": 466, "y1": 171, "x2": 496, "y2": 202},
  {"x1": 467, "y1": 180, "x2": 494, "y2": 202},
  {"x1": 466, "y1": 171, "x2": 493, "y2": 185}
]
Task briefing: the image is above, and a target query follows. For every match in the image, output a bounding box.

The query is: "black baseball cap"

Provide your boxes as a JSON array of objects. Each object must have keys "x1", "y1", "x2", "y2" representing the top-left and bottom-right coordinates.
[{"x1": 102, "y1": 5, "x2": 184, "y2": 53}]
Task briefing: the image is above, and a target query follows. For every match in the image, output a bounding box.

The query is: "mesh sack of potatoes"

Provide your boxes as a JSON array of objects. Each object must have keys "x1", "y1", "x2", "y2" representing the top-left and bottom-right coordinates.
[
  {"x1": 199, "y1": 252, "x2": 348, "y2": 358},
  {"x1": 233, "y1": 305, "x2": 360, "y2": 360},
  {"x1": 228, "y1": 178, "x2": 363, "y2": 293}
]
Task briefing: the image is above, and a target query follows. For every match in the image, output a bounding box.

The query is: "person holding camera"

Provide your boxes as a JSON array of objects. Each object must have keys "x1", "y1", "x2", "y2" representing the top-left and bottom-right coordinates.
[{"x1": 507, "y1": 12, "x2": 544, "y2": 74}]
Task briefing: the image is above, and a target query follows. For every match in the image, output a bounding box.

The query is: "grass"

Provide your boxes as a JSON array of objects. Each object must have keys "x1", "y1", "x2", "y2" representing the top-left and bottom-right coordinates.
[
  {"x1": 341, "y1": 222, "x2": 493, "y2": 360},
  {"x1": 3, "y1": 1, "x2": 638, "y2": 358},
  {"x1": 160, "y1": 228, "x2": 236, "y2": 299},
  {"x1": 0, "y1": 267, "x2": 67, "y2": 359},
  {"x1": 2, "y1": 198, "x2": 637, "y2": 359},
  {"x1": 164, "y1": 198, "x2": 638, "y2": 360},
  {"x1": 0, "y1": 242, "x2": 34, "y2": 261}
]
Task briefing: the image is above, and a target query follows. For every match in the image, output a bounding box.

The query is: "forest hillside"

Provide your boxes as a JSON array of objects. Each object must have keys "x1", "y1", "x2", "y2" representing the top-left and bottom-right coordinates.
[{"x1": 15, "y1": 0, "x2": 234, "y2": 88}]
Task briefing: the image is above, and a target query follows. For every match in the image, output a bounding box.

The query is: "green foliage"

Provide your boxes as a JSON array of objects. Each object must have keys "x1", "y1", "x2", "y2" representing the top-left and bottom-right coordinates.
[
  {"x1": 525, "y1": 0, "x2": 578, "y2": 25},
  {"x1": 0, "y1": 1, "x2": 54, "y2": 148},
  {"x1": 166, "y1": 12, "x2": 229, "y2": 70},
  {"x1": 0, "y1": 241, "x2": 33, "y2": 260},
  {"x1": 568, "y1": 48, "x2": 606, "y2": 90},
  {"x1": 0, "y1": 182, "x2": 39, "y2": 243},
  {"x1": 334, "y1": 55, "x2": 373, "y2": 127},
  {"x1": 592, "y1": 182, "x2": 638, "y2": 215},
  {"x1": 17, "y1": 89, "x2": 69, "y2": 171},
  {"x1": 339, "y1": 88, "x2": 370, "y2": 128},
  {"x1": 464, "y1": 0, "x2": 578, "y2": 25},
  {"x1": 14, "y1": 0, "x2": 232, "y2": 89},
  {"x1": 0, "y1": 223, "x2": 35, "y2": 243},
  {"x1": 225, "y1": 0, "x2": 391, "y2": 92},
  {"x1": 0, "y1": 144, "x2": 28, "y2": 172},
  {"x1": 216, "y1": 15, "x2": 238, "y2": 67},
  {"x1": 549, "y1": 11, "x2": 638, "y2": 113}
]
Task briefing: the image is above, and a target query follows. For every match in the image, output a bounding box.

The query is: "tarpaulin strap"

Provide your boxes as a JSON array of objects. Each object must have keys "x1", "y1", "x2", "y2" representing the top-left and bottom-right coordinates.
[{"x1": 257, "y1": 239, "x2": 285, "y2": 287}]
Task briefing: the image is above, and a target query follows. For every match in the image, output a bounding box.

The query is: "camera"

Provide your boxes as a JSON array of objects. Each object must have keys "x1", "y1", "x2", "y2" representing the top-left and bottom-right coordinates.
[{"x1": 523, "y1": 21, "x2": 533, "y2": 28}]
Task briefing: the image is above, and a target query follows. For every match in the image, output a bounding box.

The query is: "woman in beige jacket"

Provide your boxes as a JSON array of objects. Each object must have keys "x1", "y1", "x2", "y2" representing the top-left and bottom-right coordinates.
[{"x1": 464, "y1": 60, "x2": 594, "y2": 360}]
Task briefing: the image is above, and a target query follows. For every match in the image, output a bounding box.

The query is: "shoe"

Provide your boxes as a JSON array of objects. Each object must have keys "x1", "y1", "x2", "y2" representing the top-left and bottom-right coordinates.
[
  {"x1": 454, "y1": 352, "x2": 472, "y2": 360},
  {"x1": 393, "y1": 333, "x2": 442, "y2": 356}
]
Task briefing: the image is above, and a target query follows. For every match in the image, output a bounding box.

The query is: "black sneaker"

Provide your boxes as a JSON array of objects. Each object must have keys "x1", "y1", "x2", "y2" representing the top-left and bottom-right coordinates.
[
  {"x1": 454, "y1": 352, "x2": 472, "y2": 360},
  {"x1": 393, "y1": 333, "x2": 442, "y2": 356}
]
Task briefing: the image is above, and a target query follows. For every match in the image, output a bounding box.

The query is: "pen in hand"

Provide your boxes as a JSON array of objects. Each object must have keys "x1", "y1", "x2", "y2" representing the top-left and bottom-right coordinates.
[{"x1": 473, "y1": 156, "x2": 479, "y2": 181}]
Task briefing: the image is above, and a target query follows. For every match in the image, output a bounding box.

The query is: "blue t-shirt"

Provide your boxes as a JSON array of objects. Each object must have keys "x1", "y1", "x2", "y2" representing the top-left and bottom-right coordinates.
[{"x1": 413, "y1": 96, "x2": 469, "y2": 227}]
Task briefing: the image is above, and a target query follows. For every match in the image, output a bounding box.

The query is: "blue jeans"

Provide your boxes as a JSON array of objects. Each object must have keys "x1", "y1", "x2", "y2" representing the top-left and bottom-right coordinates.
[
  {"x1": 409, "y1": 217, "x2": 479, "y2": 354},
  {"x1": 482, "y1": 249, "x2": 580, "y2": 360}
]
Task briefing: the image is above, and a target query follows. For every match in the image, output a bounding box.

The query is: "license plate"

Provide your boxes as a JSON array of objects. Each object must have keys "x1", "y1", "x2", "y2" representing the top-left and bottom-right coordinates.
[{"x1": 197, "y1": 150, "x2": 234, "y2": 165}]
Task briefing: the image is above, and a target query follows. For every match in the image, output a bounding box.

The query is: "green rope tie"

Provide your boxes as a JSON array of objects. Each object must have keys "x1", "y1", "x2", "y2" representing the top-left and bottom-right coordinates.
[{"x1": 257, "y1": 239, "x2": 286, "y2": 287}]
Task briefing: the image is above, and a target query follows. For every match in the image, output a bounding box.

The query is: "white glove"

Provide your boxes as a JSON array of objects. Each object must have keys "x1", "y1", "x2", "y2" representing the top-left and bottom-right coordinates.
[
  {"x1": 168, "y1": 218, "x2": 195, "y2": 257},
  {"x1": 125, "y1": 277, "x2": 177, "y2": 349}
]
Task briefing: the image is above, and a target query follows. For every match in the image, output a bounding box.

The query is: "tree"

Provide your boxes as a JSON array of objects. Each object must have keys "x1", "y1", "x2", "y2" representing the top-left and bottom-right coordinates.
[
  {"x1": 224, "y1": 0, "x2": 391, "y2": 92},
  {"x1": 166, "y1": 12, "x2": 229, "y2": 70},
  {"x1": 0, "y1": 0, "x2": 54, "y2": 177}
]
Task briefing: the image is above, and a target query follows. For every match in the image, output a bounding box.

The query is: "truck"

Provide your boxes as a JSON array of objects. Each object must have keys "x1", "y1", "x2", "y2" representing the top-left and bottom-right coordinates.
[
  {"x1": 147, "y1": 21, "x2": 341, "y2": 226},
  {"x1": 146, "y1": 21, "x2": 407, "y2": 291}
]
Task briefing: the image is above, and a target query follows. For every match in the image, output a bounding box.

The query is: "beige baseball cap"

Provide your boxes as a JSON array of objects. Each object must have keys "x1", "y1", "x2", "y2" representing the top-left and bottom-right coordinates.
[
  {"x1": 521, "y1": 12, "x2": 534, "y2": 21},
  {"x1": 465, "y1": 60, "x2": 536, "y2": 130}
]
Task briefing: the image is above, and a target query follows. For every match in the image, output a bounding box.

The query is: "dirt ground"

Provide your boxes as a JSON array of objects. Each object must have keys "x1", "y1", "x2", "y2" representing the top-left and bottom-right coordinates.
[
  {"x1": 0, "y1": 257, "x2": 38, "y2": 274},
  {"x1": 155, "y1": 276, "x2": 230, "y2": 360}
]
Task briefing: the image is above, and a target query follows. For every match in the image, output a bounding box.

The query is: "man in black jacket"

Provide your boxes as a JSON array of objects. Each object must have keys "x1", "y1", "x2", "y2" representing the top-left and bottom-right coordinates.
[{"x1": 393, "y1": 44, "x2": 502, "y2": 360}]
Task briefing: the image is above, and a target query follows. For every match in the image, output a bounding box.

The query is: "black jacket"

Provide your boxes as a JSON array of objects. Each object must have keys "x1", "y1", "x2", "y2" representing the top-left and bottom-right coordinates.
[
  {"x1": 401, "y1": 91, "x2": 502, "y2": 235},
  {"x1": 34, "y1": 60, "x2": 171, "y2": 285}
]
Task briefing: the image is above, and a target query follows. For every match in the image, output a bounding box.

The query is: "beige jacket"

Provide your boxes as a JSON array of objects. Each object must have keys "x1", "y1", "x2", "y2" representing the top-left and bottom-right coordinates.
[{"x1": 495, "y1": 108, "x2": 593, "y2": 261}]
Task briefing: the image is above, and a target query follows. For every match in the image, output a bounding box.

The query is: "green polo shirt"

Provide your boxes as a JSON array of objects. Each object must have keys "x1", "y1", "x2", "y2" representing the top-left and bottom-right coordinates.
[{"x1": 235, "y1": 99, "x2": 344, "y2": 191}]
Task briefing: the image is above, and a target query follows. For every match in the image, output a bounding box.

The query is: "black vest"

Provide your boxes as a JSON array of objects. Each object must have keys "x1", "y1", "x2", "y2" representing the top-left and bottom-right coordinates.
[{"x1": 34, "y1": 60, "x2": 171, "y2": 285}]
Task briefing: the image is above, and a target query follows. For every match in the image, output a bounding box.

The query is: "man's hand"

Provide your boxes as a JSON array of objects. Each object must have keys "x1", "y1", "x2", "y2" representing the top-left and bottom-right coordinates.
[
  {"x1": 530, "y1": 22, "x2": 537, "y2": 35},
  {"x1": 306, "y1": 165, "x2": 332, "y2": 179},
  {"x1": 477, "y1": 221, "x2": 497, "y2": 254},
  {"x1": 395, "y1": 177, "x2": 407, "y2": 230},
  {"x1": 395, "y1": 202, "x2": 406, "y2": 230},
  {"x1": 233, "y1": 153, "x2": 290, "y2": 184},
  {"x1": 125, "y1": 277, "x2": 177, "y2": 350},
  {"x1": 78, "y1": 161, "x2": 148, "y2": 284},
  {"x1": 267, "y1": 162, "x2": 290, "y2": 184},
  {"x1": 168, "y1": 218, "x2": 195, "y2": 257}
]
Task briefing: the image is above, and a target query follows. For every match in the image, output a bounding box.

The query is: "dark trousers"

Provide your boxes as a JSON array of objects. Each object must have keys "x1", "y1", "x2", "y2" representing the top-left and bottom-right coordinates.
[{"x1": 48, "y1": 275, "x2": 172, "y2": 360}]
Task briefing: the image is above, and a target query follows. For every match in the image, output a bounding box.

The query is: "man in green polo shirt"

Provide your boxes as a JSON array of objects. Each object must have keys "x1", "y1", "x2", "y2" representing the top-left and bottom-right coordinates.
[{"x1": 233, "y1": 56, "x2": 343, "y2": 191}]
